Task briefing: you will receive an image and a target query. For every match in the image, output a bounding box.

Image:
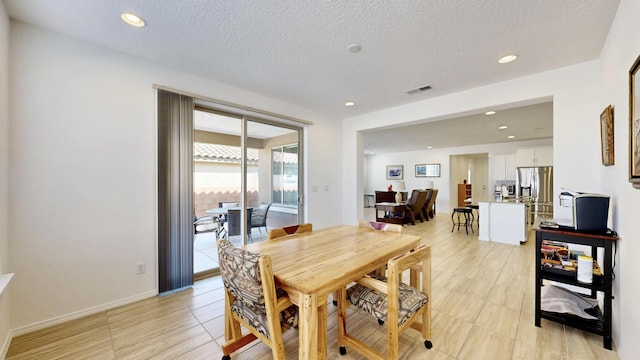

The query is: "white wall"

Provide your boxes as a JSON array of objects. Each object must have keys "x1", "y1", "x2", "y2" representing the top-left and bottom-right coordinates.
[
  {"x1": 598, "y1": 0, "x2": 640, "y2": 357},
  {"x1": 0, "y1": 2, "x2": 11, "y2": 358},
  {"x1": 7, "y1": 21, "x2": 342, "y2": 334},
  {"x1": 343, "y1": 60, "x2": 635, "y2": 345}
]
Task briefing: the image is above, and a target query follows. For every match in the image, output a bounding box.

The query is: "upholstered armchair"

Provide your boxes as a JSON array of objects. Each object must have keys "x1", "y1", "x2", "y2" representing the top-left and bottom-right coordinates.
[
  {"x1": 403, "y1": 190, "x2": 428, "y2": 225},
  {"x1": 421, "y1": 189, "x2": 434, "y2": 221}
]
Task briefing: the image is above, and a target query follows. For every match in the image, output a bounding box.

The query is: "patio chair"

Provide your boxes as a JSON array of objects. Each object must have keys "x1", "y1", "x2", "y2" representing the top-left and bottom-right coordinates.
[
  {"x1": 193, "y1": 214, "x2": 220, "y2": 236},
  {"x1": 250, "y1": 203, "x2": 272, "y2": 234},
  {"x1": 217, "y1": 239, "x2": 299, "y2": 360},
  {"x1": 227, "y1": 208, "x2": 253, "y2": 242}
]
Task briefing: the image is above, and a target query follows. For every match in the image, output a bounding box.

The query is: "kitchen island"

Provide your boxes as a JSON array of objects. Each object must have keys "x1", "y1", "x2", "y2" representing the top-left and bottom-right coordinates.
[{"x1": 478, "y1": 200, "x2": 529, "y2": 244}]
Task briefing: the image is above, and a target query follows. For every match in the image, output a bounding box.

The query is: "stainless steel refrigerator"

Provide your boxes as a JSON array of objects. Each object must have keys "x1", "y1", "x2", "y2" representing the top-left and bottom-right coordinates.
[{"x1": 516, "y1": 166, "x2": 553, "y2": 224}]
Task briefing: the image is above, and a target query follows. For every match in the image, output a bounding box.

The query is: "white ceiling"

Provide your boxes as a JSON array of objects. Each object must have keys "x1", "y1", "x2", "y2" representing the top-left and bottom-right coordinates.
[
  {"x1": 364, "y1": 101, "x2": 554, "y2": 154},
  {"x1": 4, "y1": 0, "x2": 619, "y2": 150}
]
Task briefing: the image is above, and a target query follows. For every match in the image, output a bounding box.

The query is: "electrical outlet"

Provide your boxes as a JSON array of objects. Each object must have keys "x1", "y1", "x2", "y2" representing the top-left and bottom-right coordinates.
[{"x1": 136, "y1": 262, "x2": 146, "y2": 275}]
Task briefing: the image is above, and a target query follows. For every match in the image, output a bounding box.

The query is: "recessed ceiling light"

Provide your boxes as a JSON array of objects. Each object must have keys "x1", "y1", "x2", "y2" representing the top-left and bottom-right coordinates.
[
  {"x1": 347, "y1": 44, "x2": 362, "y2": 53},
  {"x1": 498, "y1": 54, "x2": 518, "y2": 64},
  {"x1": 507, "y1": 135, "x2": 516, "y2": 139},
  {"x1": 485, "y1": 111, "x2": 496, "y2": 115},
  {"x1": 344, "y1": 101, "x2": 355, "y2": 107},
  {"x1": 498, "y1": 125, "x2": 508, "y2": 130},
  {"x1": 121, "y1": 12, "x2": 146, "y2": 27},
  {"x1": 427, "y1": 146, "x2": 433, "y2": 149}
]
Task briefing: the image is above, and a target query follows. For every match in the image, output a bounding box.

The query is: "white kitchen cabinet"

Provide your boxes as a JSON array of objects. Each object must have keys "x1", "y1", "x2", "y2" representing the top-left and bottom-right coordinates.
[
  {"x1": 478, "y1": 201, "x2": 528, "y2": 244},
  {"x1": 493, "y1": 154, "x2": 517, "y2": 180},
  {"x1": 515, "y1": 146, "x2": 553, "y2": 167}
]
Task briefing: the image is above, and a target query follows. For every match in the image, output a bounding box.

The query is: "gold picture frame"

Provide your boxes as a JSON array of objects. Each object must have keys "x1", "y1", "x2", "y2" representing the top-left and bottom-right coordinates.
[
  {"x1": 600, "y1": 105, "x2": 614, "y2": 166},
  {"x1": 629, "y1": 54, "x2": 640, "y2": 187}
]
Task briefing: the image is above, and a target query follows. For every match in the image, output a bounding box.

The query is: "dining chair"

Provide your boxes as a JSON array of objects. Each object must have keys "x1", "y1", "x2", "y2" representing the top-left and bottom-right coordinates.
[
  {"x1": 217, "y1": 239, "x2": 299, "y2": 360},
  {"x1": 267, "y1": 223, "x2": 313, "y2": 240},
  {"x1": 336, "y1": 244, "x2": 432, "y2": 360}
]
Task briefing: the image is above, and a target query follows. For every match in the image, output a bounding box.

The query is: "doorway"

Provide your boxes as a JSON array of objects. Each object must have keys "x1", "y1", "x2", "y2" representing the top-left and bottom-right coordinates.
[{"x1": 449, "y1": 153, "x2": 489, "y2": 210}]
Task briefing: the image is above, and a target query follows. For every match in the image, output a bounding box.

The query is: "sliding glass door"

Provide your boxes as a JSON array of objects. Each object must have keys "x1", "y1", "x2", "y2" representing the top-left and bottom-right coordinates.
[{"x1": 192, "y1": 105, "x2": 303, "y2": 276}]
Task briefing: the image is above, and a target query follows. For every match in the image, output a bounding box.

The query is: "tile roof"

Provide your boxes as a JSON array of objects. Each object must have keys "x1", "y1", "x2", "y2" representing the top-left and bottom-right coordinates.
[
  {"x1": 194, "y1": 143, "x2": 298, "y2": 164},
  {"x1": 194, "y1": 143, "x2": 259, "y2": 164}
]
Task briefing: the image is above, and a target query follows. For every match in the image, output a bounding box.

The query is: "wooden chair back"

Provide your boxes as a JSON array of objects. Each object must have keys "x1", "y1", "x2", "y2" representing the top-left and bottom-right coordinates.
[
  {"x1": 267, "y1": 223, "x2": 313, "y2": 240},
  {"x1": 337, "y1": 244, "x2": 432, "y2": 360}
]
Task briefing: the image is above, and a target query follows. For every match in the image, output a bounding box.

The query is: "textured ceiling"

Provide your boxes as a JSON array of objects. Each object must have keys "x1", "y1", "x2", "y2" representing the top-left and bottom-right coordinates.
[
  {"x1": 4, "y1": 1, "x2": 620, "y2": 153},
  {"x1": 4, "y1": 0, "x2": 620, "y2": 121}
]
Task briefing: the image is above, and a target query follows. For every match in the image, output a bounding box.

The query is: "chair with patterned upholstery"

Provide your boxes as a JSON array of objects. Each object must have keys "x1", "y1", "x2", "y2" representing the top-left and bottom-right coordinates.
[
  {"x1": 217, "y1": 239, "x2": 298, "y2": 360},
  {"x1": 336, "y1": 244, "x2": 433, "y2": 360},
  {"x1": 267, "y1": 223, "x2": 313, "y2": 240}
]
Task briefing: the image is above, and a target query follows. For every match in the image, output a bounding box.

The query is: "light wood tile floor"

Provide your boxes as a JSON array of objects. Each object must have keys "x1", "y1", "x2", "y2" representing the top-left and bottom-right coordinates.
[{"x1": 6, "y1": 211, "x2": 619, "y2": 359}]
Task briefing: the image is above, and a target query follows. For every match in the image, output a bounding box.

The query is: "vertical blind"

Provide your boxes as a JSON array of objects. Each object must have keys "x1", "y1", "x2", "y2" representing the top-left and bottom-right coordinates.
[{"x1": 157, "y1": 90, "x2": 194, "y2": 293}]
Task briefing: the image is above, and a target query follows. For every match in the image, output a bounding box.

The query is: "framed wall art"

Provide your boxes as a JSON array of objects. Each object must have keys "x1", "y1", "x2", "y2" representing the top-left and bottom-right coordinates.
[
  {"x1": 386, "y1": 165, "x2": 403, "y2": 180},
  {"x1": 629, "y1": 54, "x2": 640, "y2": 187},
  {"x1": 600, "y1": 105, "x2": 614, "y2": 166},
  {"x1": 415, "y1": 164, "x2": 427, "y2": 177},
  {"x1": 424, "y1": 163, "x2": 441, "y2": 177}
]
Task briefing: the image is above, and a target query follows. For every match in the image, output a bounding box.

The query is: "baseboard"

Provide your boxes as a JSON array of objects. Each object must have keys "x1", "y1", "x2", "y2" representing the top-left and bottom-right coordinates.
[
  {"x1": 1, "y1": 328, "x2": 15, "y2": 360},
  {"x1": 8, "y1": 289, "x2": 158, "y2": 338}
]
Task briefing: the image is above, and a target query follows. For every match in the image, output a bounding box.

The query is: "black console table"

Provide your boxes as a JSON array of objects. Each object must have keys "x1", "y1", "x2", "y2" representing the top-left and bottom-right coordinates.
[{"x1": 533, "y1": 220, "x2": 618, "y2": 350}]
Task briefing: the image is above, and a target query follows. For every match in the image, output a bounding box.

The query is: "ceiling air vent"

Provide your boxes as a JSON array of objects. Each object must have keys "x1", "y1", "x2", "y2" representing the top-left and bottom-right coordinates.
[{"x1": 406, "y1": 84, "x2": 432, "y2": 95}]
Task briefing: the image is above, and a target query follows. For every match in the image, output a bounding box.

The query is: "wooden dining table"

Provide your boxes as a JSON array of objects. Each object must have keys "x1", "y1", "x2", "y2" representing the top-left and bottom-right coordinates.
[{"x1": 238, "y1": 225, "x2": 421, "y2": 360}]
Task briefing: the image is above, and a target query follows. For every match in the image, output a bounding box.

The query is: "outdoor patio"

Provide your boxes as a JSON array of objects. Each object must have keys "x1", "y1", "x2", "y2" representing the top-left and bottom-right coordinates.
[{"x1": 193, "y1": 209, "x2": 298, "y2": 273}]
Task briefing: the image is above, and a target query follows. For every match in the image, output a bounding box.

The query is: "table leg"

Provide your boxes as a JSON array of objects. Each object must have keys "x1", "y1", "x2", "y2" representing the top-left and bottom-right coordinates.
[
  {"x1": 299, "y1": 293, "x2": 319, "y2": 360},
  {"x1": 318, "y1": 300, "x2": 327, "y2": 360}
]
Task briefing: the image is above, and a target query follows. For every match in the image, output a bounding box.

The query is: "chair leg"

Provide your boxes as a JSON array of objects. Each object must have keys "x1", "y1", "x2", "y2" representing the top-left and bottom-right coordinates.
[
  {"x1": 451, "y1": 211, "x2": 455, "y2": 232},
  {"x1": 337, "y1": 287, "x2": 348, "y2": 354}
]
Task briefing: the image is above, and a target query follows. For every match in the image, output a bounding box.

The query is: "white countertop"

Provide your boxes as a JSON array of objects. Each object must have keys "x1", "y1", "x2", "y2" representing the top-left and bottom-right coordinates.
[{"x1": 478, "y1": 200, "x2": 528, "y2": 204}]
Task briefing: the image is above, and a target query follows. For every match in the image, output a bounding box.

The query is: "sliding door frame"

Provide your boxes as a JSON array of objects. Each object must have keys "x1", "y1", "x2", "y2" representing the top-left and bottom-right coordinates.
[{"x1": 194, "y1": 103, "x2": 305, "y2": 246}]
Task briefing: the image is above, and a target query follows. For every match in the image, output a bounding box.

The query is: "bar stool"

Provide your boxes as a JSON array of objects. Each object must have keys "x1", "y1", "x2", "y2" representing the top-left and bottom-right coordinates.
[
  {"x1": 451, "y1": 207, "x2": 474, "y2": 234},
  {"x1": 466, "y1": 204, "x2": 479, "y2": 230}
]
